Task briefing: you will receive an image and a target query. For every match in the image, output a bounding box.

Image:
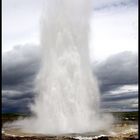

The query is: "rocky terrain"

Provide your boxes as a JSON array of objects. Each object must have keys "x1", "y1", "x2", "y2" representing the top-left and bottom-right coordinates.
[{"x1": 2, "y1": 133, "x2": 138, "y2": 140}]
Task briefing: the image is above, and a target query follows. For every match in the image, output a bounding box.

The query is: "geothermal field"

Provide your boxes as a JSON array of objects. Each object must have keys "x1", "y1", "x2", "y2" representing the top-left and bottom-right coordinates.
[
  {"x1": 2, "y1": 112, "x2": 138, "y2": 139},
  {"x1": 2, "y1": 0, "x2": 138, "y2": 140}
]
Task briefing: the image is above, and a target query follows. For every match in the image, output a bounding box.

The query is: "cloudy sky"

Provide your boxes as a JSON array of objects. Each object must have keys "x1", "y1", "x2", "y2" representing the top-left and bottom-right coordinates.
[{"x1": 2, "y1": 0, "x2": 138, "y2": 113}]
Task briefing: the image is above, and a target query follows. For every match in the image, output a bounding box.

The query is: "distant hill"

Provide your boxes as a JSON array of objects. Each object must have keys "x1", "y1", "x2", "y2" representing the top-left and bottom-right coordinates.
[{"x1": 2, "y1": 111, "x2": 138, "y2": 126}]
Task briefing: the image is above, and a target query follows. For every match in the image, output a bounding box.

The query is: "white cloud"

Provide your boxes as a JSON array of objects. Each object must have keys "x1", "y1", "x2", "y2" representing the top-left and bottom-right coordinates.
[
  {"x1": 2, "y1": 0, "x2": 44, "y2": 51},
  {"x1": 2, "y1": 90, "x2": 22, "y2": 97},
  {"x1": 110, "y1": 85, "x2": 138, "y2": 95},
  {"x1": 90, "y1": 5, "x2": 138, "y2": 61},
  {"x1": 2, "y1": 0, "x2": 138, "y2": 62}
]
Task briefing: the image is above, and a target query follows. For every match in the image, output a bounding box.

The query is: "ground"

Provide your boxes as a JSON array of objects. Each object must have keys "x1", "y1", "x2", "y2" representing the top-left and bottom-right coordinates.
[{"x1": 2, "y1": 112, "x2": 138, "y2": 140}]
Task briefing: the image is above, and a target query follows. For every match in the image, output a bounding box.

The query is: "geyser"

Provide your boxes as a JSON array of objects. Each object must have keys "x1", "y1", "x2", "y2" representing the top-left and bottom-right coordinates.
[{"x1": 9, "y1": 0, "x2": 113, "y2": 134}]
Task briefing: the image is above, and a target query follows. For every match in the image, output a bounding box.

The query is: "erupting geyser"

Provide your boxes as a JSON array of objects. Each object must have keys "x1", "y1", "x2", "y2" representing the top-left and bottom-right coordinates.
[{"x1": 9, "y1": 0, "x2": 113, "y2": 134}]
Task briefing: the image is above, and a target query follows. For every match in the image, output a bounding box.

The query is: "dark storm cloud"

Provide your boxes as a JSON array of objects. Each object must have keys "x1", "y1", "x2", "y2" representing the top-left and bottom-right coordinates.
[
  {"x1": 2, "y1": 44, "x2": 41, "y2": 90},
  {"x1": 94, "y1": 51, "x2": 138, "y2": 93},
  {"x1": 2, "y1": 97, "x2": 33, "y2": 113},
  {"x1": 101, "y1": 101, "x2": 138, "y2": 112},
  {"x1": 101, "y1": 92, "x2": 138, "y2": 111},
  {"x1": 2, "y1": 45, "x2": 40, "y2": 113},
  {"x1": 2, "y1": 45, "x2": 138, "y2": 112},
  {"x1": 102, "y1": 91, "x2": 138, "y2": 102},
  {"x1": 2, "y1": 90, "x2": 35, "y2": 113},
  {"x1": 2, "y1": 90, "x2": 34, "y2": 100},
  {"x1": 94, "y1": 51, "x2": 138, "y2": 111},
  {"x1": 94, "y1": 0, "x2": 138, "y2": 11}
]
